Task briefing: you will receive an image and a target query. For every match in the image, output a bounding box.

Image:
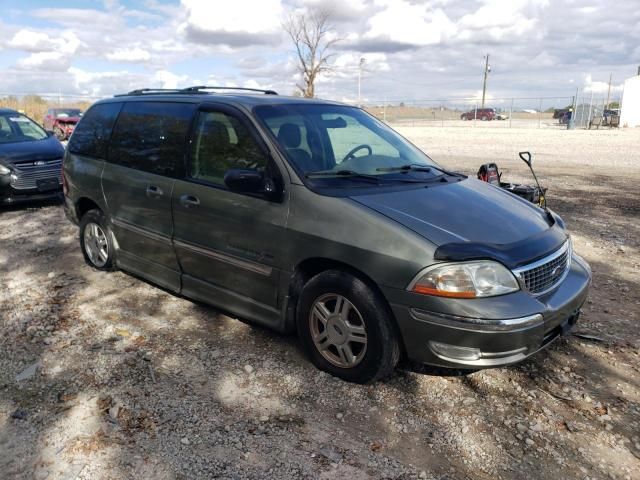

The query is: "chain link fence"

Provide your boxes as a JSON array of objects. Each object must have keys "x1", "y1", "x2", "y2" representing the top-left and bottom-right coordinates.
[
  {"x1": 0, "y1": 91, "x2": 623, "y2": 130},
  {"x1": 354, "y1": 93, "x2": 622, "y2": 129}
]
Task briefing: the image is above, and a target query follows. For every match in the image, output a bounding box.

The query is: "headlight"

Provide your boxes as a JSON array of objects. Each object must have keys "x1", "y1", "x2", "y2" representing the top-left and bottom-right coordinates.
[
  {"x1": 408, "y1": 261, "x2": 520, "y2": 298},
  {"x1": 0, "y1": 164, "x2": 10, "y2": 175}
]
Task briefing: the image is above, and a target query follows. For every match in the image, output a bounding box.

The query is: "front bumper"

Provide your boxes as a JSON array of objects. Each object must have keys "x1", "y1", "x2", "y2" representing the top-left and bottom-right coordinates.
[
  {"x1": 1, "y1": 175, "x2": 62, "y2": 205},
  {"x1": 388, "y1": 254, "x2": 591, "y2": 368}
]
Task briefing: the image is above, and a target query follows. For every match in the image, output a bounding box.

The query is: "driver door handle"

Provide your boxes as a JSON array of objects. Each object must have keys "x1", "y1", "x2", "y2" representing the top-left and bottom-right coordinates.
[
  {"x1": 146, "y1": 185, "x2": 164, "y2": 198},
  {"x1": 179, "y1": 194, "x2": 200, "y2": 208}
]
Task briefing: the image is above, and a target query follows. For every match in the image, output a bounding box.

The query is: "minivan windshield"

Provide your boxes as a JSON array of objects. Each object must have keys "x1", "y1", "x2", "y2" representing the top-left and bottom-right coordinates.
[
  {"x1": 254, "y1": 104, "x2": 440, "y2": 179},
  {"x1": 0, "y1": 113, "x2": 48, "y2": 144}
]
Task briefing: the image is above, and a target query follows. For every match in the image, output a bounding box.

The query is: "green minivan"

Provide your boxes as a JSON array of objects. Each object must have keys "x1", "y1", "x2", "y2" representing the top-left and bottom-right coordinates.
[{"x1": 63, "y1": 87, "x2": 591, "y2": 383}]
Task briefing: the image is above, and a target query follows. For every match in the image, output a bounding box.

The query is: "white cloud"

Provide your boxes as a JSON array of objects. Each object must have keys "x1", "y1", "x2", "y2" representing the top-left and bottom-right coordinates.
[
  {"x1": 179, "y1": 0, "x2": 283, "y2": 46},
  {"x1": 364, "y1": 1, "x2": 456, "y2": 47},
  {"x1": 106, "y1": 47, "x2": 152, "y2": 63},
  {"x1": 9, "y1": 29, "x2": 80, "y2": 55},
  {"x1": 153, "y1": 70, "x2": 190, "y2": 89},
  {"x1": 17, "y1": 51, "x2": 70, "y2": 71},
  {"x1": 583, "y1": 74, "x2": 623, "y2": 94}
]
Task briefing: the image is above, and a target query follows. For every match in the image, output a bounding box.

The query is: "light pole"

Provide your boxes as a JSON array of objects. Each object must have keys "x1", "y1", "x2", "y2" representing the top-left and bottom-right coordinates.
[
  {"x1": 481, "y1": 54, "x2": 491, "y2": 108},
  {"x1": 358, "y1": 57, "x2": 365, "y2": 107}
]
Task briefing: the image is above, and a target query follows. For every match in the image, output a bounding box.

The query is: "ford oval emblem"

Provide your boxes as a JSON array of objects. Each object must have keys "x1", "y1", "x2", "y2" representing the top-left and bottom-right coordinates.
[{"x1": 35, "y1": 160, "x2": 45, "y2": 166}]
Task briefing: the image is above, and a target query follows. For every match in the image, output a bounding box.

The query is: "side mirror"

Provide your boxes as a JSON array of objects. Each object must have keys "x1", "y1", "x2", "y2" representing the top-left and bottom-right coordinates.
[{"x1": 223, "y1": 168, "x2": 265, "y2": 193}]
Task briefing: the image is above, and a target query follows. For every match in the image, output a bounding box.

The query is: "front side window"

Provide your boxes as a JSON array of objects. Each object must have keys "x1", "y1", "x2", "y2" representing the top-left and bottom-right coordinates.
[
  {"x1": 190, "y1": 110, "x2": 268, "y2": 185},
  {"x1": 0, "y1": 113, "x2": 48, "y2": 144},
  {"x1": 68, "y1": 102, "x2": 122, "y2": 158},
  {"x1": 109, "y1": 102, "x2": 194, "y2": 177},
  {"x1": 254, "y1": 104, "x2": 438, "y2": 177}
]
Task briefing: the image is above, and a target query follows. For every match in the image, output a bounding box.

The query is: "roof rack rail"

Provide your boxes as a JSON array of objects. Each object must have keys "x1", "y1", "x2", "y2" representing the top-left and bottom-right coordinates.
[
  {"x1": 181, "y1": 85, "x2": 278, "y2": 95},
  {"x1": 115, "y1": 88, "x2": 184, "y2": 97}
]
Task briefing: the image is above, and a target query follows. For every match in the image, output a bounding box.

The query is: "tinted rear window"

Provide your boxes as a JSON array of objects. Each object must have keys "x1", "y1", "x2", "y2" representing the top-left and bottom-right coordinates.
[
  {"x1": 108, "y1": 102, "x2": 194, "y2": 177},
  {"x1": 68, "y1": 102, "x2": 122, "y2": 158}
]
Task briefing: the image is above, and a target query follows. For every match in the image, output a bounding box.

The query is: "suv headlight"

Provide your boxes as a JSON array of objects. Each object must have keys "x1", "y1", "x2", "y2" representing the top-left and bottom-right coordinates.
[
  {"x1": 408, "y1": 261, "x2": 520, "y2": 298},
  {"x1": 0, "y1": 165, "x2": 10, "y2": 175}
]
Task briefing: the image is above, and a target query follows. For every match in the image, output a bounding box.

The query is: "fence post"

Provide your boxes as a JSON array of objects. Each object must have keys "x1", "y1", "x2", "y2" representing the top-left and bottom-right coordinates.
[
  {"x1": 538, "y1": 98, "x2": 543, "y2": 128},
  {"x1": 473, "y1": 103, "x2": 477, "y2": 127},
  {"x1": 509, "y1": 98, "x2": 513, "y2": 128},
  {"x1": 587, "y1": 91, "x2": 594, "y2": 128}
]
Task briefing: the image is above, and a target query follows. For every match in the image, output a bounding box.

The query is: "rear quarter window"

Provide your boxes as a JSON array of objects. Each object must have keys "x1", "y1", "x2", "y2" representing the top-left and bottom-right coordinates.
[
  {"x1": 68, "y1": 102, "x2": 122, "y2": 159},
  {"x1": 108, "y1": 101, "x2": 195, "y2": 177}
]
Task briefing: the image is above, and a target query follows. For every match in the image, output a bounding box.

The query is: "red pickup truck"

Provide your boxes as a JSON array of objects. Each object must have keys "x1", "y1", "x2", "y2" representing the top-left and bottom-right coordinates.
[
  {"x1": 43, "y1": 108, "x2": 83, "y2": 140},
  {"x1": 460, "y1": 108, "x2": 496, "y2": 121}
]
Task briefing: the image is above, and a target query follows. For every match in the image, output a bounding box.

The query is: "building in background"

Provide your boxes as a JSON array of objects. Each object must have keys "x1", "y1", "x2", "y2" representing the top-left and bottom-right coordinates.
[{"x1": 620, "y1": 74, "x2": 640, "y2": 127}]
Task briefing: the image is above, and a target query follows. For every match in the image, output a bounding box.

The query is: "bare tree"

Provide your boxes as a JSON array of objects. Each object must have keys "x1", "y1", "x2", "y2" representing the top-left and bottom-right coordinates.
[{"x1": 283, "y1": 10, "x2": 341, "y2": 98}]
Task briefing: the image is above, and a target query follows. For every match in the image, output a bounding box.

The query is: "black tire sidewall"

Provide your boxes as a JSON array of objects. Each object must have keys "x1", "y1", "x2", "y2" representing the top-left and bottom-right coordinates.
[
  {"x1": 296, "y1": 270, "x2": 398, "y2": 383},
  {"x1": 79, "y1": 209, "x2": 115, "y2": 271}
]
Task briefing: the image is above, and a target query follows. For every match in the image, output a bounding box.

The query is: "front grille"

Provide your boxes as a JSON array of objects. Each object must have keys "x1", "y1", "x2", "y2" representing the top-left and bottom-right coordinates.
[
  {"x1": 514, "y1": 241, "x2": 571, "y2": 295},
  {"x1": 13, "y1": 158, "x2": 62, "y2": 171},
  {"x1": 10, "y1": 158, "x2": 62, "y2": 190}
]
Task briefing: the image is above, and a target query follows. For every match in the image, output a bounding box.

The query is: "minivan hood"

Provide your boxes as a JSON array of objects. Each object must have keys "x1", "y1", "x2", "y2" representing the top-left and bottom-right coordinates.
[
  {"x1": 351, "y1": 178, "x2": 552, "y2": 247},
  {"x1": 0, "y1": 136, "x2": 64, "y2": 165}
]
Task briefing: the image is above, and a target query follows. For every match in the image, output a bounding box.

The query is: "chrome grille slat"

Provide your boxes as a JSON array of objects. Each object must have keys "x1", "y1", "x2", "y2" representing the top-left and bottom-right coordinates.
[
  {"x1": 14, "y1": 158, "x2": 62, "y2": 171},
  {"x1": 513, "y1": 241, "x2": 571, "y2": 295},
  {"x1": 10, "y1": 168, "x2": 62, "y2": 190}
]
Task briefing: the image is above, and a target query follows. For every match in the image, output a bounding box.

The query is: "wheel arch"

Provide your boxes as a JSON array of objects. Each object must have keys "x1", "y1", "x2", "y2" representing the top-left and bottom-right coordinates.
[
  {"x1": 284, "y1": 257, "x2": 406, "y2": 357},
  {"x1": 76, "y1": 197, "x2": 102, "y2": 220}
]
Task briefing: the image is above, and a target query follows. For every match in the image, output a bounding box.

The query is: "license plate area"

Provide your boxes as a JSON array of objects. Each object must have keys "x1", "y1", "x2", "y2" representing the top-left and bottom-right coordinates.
[{"x1": 36, "y1": 178, "x2": 60, "y2": 192}]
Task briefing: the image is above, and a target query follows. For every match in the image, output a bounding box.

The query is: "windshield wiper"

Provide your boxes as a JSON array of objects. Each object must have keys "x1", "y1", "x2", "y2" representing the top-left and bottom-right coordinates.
[
  {"x1": 376, "y1": 163, "x2": 463, "y2": 177},
  {"x1": 305, "y1": 169, "x2": 381, "y2": 183}
]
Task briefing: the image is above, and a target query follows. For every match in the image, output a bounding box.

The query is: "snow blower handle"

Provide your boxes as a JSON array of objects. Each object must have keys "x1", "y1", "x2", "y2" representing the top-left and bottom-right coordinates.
[{"x1": 519, "y1": 151, "x2": 532, "y2": 167}]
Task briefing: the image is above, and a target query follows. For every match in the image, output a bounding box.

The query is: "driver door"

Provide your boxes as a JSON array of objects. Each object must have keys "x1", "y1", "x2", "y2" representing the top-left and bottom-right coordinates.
[{"x1": 171, "y1": 104, "x2": 289, "y2": 326}]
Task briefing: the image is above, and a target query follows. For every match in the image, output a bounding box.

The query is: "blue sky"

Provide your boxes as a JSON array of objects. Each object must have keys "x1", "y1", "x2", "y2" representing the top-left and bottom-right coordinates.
[{"x1": 0, "y1": 0, "x2": 638, "y2": 105}]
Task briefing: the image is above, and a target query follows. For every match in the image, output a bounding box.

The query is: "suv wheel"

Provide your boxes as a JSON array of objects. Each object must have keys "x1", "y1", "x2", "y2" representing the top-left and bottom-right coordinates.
[
  {"x1": 80, "y1": 209, "x2": 116, "y2": 270},
  {"x1": 297, "y1": 270, "x2": 400, "y2": 383}
]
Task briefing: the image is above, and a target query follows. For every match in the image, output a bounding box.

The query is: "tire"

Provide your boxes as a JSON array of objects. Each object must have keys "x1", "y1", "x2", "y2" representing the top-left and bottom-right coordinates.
[
  {"x1": 79, "y1": 209, "x2": 116, "y2": 271},
  {"x1": 296, "y1": 270, "x2": 400, "y2": 383},
  {"x1": 461, "y1": 115, "x2": 467, "y2": 121}
]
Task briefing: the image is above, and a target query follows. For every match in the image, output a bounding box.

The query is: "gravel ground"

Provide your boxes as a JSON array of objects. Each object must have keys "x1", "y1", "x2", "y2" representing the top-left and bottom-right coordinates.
[{"x1": 1, "y1": 126, "x2": 639, "y2": 480}]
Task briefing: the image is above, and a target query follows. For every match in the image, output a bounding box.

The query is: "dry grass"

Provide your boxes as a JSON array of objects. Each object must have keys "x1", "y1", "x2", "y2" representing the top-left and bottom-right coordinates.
[{"x1": 0, "y1": 96, "x2": 92, "y2": 126}]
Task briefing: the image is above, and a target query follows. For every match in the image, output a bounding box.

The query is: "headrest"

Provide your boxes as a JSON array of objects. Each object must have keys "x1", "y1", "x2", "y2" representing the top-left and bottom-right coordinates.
[
  {"x1": 277, "y1": 123, "x2": 301, "y2": 149},
  {"x1": 202, "y1": 120, "x2": 230, "y2": 145}
]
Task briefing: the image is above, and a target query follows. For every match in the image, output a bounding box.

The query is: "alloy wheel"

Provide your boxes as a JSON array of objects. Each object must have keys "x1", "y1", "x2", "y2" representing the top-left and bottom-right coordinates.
[
  {"x1": 83, "y1": 222, "x2": 109, "y2": 267},
  {"x1": 308, "y1": 293, "x2": 368, "y2": 368}
]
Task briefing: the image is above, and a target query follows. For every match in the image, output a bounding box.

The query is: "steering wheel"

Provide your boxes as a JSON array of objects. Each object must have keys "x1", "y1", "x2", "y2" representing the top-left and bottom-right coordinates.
[{"x1": 342, "y1": 144, "x2": 372, "y2": 162}]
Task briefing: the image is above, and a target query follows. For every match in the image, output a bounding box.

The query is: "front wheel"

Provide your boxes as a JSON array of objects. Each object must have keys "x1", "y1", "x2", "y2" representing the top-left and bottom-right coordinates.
[
  {"x1": 296, "y1": 270, "x2": 400, "y2": 383},
  {"x1": 79, "y1": 209, "x2": 116, "y2": 271}
]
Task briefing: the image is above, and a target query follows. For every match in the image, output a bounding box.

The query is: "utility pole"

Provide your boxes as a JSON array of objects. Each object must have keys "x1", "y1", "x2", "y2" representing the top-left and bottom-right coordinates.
[
  {"x1": 481, "y1": 54, "x2": 490, "y2": 108},
  {"x1": 358, "y1": 57, "x2": 365, "y2": 107},
  {"x1": 605, "y1": 72, "x2": 612, "y2": 109}
]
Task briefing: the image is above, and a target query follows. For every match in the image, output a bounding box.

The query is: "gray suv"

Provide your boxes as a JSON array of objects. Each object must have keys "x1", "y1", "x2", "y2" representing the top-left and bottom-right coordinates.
[{"x1": 63, "y1": 87, "x2": 591, "y2": 383}]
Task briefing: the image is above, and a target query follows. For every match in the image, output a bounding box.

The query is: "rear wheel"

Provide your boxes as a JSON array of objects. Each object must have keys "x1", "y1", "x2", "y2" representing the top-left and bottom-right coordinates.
[
  {"x1": 79, "y1": 209, "x2": 116, "y2": 271},
  {"x1": 297, "y1": 270, "x2": 400, "y2": 383}
]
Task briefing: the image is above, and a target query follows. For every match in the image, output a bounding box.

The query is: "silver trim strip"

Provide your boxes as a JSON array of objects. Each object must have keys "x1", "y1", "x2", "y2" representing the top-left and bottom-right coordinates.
[
  {"x1": 513, "y1": 239, "x2": 572, "y2": 296},
  {"x1": 410, "y1": 308, "x2": 544, "y2": 331},
  {"x1": 111, "y1": 218, "x2": 172, "y2": 245},
  {"x1": 174, "y1": 239, "x2": 273, "y2": 277},
  {"x1": 111, "y1": 218, "x2": 273, "y2": 277}
]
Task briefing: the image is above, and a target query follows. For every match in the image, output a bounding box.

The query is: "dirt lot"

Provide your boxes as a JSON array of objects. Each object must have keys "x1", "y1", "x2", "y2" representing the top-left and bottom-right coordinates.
[{"x1": 1, "y1": 127, "x2": 639, "y2": 480}]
